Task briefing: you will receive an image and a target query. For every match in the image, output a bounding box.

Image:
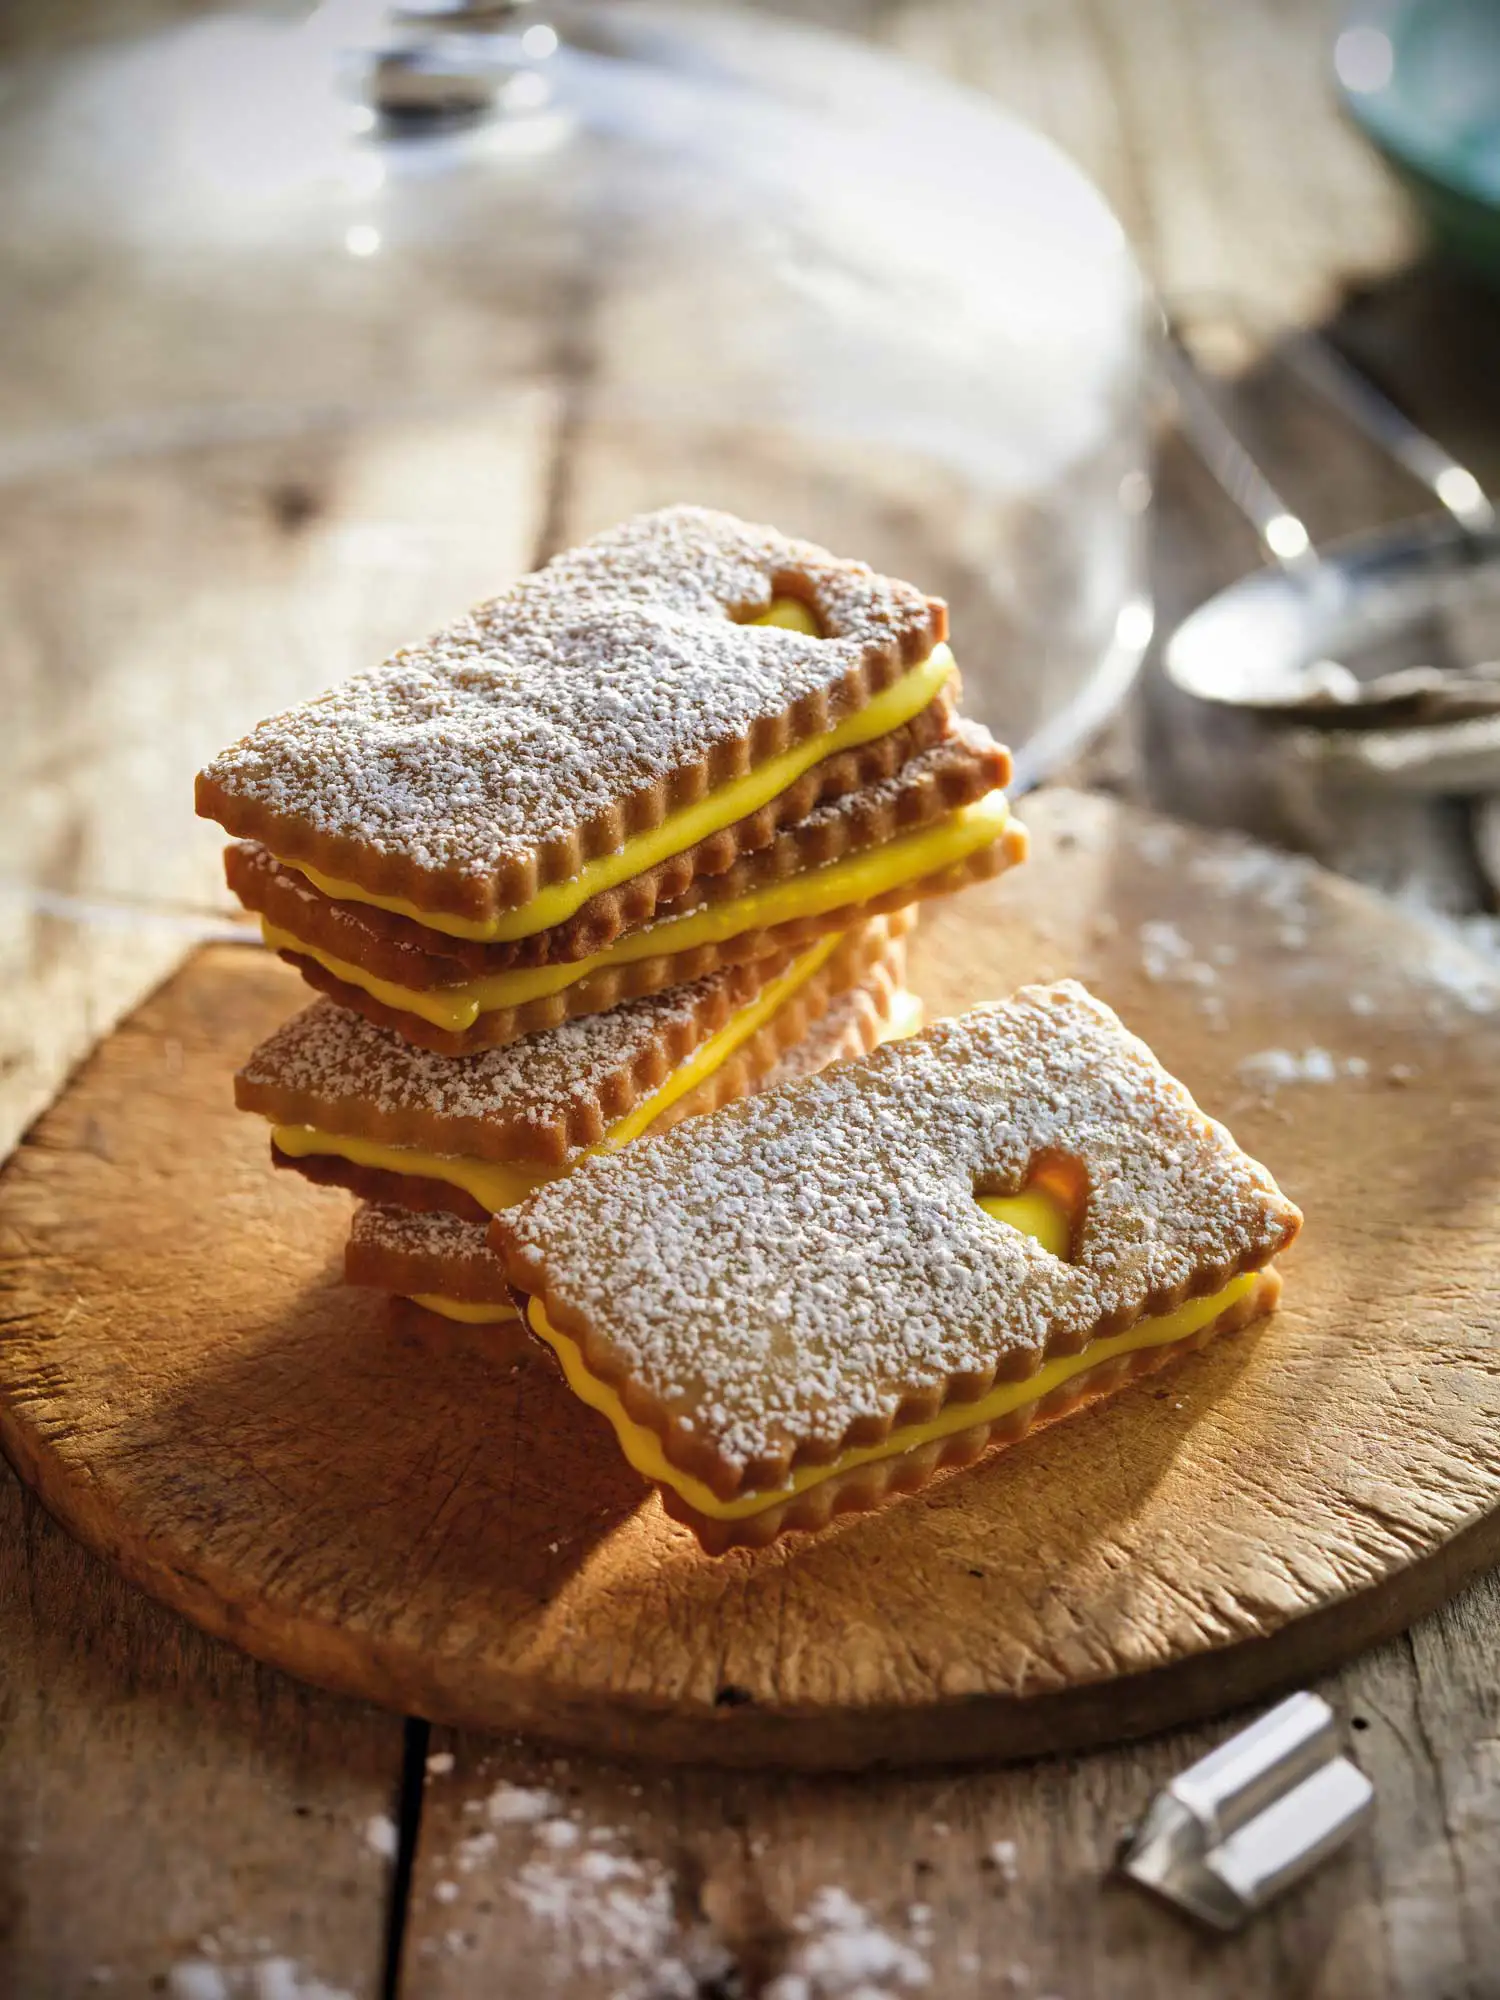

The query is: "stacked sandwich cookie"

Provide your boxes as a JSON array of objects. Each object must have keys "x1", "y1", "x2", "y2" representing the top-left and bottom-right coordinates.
[
  {"x1": 339, "y1": 951, "x2": 921, "y2": 1325},
  {"x1": 235, "y1": 917, "x2": 916, "y2": 1323},
  {"x1": 201, "y1": 506, "x2": 1024, "y2": 1320},
  {"x1": 494, "y1": 981, "x2": 1302, "y2": 1551},
  {"x1": 202, "y1": 506, "x2": 1020, "y2": 1054}
]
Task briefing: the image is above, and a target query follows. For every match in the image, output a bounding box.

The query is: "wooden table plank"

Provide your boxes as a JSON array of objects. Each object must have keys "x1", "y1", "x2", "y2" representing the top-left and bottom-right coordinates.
[
  {"x1": 0, "y1": 396, "x2": 557, "y2": 1160},
  {"x1": 4, "y1": 3, "x2": 1498, "y2": 1996},
  {"x1": 0, "y1": 1457, "x2": 406, "y2": 2000},
  {"x1": 776, "y1": 0, "x2": 1412, "y2": 330},
  {"x1": 401, "y1": 1574, "x2": 1500, "y2": 1998}
]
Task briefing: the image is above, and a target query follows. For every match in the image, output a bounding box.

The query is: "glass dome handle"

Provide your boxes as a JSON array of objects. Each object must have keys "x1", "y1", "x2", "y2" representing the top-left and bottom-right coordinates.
[
  {"x1": 359, "y1": 0, "x2": 556, "y2": 125},
  {"x1": 390, "y1": 0, "x2": 541, "y2": 18}
]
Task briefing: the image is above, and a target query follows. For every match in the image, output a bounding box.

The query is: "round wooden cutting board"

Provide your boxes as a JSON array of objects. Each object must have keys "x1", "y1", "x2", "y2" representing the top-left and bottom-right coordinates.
[{"x1": 4, "y1": 790, "x2": 1500, "y2": 1770}]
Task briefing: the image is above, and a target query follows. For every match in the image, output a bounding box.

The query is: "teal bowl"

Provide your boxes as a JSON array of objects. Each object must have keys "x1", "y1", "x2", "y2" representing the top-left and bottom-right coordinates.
[{"x1": 1336, "y1": 0, "x2": 1500, "y2": 287}]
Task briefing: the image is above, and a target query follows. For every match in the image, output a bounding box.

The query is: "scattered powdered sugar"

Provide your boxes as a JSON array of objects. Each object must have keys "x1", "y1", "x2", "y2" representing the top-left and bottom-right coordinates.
[
  {"x1": 166, "y1": 1960, "x2": 351, "y2": 2000},
  {"x1": 1456, "y1": 911, "x2": 1500, "y2": 970},
  {"x1": 200, "y1": 506, "x2": 936, "y2": 883},
  {"x1": 1161, "y1": 826, "x2": 1320, "y2": 951},
  {"x1": 455, "y1": 1829, "x2": 498, "y2": 1872},
  {"x1": 507, "y1": 1852, "x2": 732, "y2": 1998},
  {"x1": 1138, "y1": 810, "x2": 1500, "y2": 1024},
  {"x1": 1178, "y1": 829, "x2": 1317, "y2": 924},
  {"x1": 246, "y1": 1966, "x2": 352, "y2": 2000},
  {"x1": 499, "y1": 980, "x2": 1300, "y2": 1474},
  {"x1": 167, "y1": 1970, "x2": 228, "y2": 2000},
  {"x1": 764, "y1": 1887, "x2": 931, "y2": 1998},
  {"x1": 1134, "y1": 917, "x2": 1235, "y2": 1028},
  {"x1": 1237, "y1": 1047, "x2": 1371, "y2": 1092},
  {"x1": 423, "y1": 1784, "x2": 732, "y2": 1998},
  {"x1": 1138, "y1": 920, "x2": 1217, "y2": 988},
  {"x1": 361, "y1": 1812, "x2": 397, "y2": 1860},
  {"x1": 1412, "y1": 913, "x2": 1500, "y2": 1015},
  {"x1": 986, "y1": 1838, "x2": 1020, "y2": 1884},
  {"x1": 485, "y1": 1781, "x2": 561, "y2": 1825},
  {"x1": 425, "y1": 1750, "x2": 456, "y2": 1777},
  {"x1": 1125, "y1": 821, "x2": 1180, "y2": 872}
]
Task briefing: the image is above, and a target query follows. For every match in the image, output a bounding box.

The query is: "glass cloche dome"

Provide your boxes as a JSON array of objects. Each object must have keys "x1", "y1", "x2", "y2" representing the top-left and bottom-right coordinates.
[{"x1": 0, "y1": 0, "x2": 1149, "y2": 1119}]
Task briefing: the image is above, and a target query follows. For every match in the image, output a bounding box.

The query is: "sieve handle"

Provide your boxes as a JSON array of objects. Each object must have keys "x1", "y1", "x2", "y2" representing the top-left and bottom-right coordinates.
[
  {"x1": 1161, "y1": 324, "x2": 1319, "y2": 575},
  {"x1": 1281, "y1": 330, "x2": 1494, "y2": 535}
]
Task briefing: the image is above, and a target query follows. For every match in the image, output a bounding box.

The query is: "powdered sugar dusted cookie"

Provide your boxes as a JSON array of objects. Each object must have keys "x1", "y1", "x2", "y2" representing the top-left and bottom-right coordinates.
[
  {"x1": 261, "y1": 813, "x2": 1019, "y2": 1055},
  {"x1": 228, "y1": 716, "x2": 1018, "y2": 1053},
  {"x1": 198, "y1": 505, "x2": 957, "y2": 929},
  {"x1": 201, "y1": 506, "x2": 1023, "y2": 1055},
  {"x1": 335, "y1": 934, "x2": 919, "y2": 1324},
  {"x1": 346, "y1": 1205, "x2": 519, "y2": 1323},
  {"x1": 494, "y1": 981, "x2": 1302, "y2": 1551},
  {"x1": 239, "y1": 918, "x2": 910, "y2": 1223}
]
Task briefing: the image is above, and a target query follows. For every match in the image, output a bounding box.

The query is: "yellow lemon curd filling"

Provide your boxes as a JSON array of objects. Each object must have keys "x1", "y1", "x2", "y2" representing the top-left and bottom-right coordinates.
[
  {"x1": 408, "y1": 1293, "x2": 518, "y2": 1326},
  {"x1": 271, "y1": 931, "x2": 847, "y2": 1219},
  {"x1": 278, "y1": 604, "x2": 956, "y2": 946},
  {"x1": 391, "y1": 965, "x2": 924, "y2": 1329},
  {"x1": 264, "y1": 788, "x2": 1010, "y2": 1034},
  {"x1": 524, "y1": 1191, "x2": 1259, "y2": 1523}
]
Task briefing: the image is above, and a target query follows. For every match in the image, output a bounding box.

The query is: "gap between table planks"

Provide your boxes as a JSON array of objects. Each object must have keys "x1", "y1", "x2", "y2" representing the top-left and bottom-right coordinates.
[{"x1": 0, "y1": 1453, "x2": 405, "y2": 1999}]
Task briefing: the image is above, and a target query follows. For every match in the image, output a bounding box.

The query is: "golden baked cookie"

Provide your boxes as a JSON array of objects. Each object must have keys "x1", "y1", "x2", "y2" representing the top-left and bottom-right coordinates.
[
  {"x1": 238, "y1": 918, "x2": 911, "y2": 1223},
  {"x1": 494, "y1": 981, "x2": 1302, "y2": 1551}
]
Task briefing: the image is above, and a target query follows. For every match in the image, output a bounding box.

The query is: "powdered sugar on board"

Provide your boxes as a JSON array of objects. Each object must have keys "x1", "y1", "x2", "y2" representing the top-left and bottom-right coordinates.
[
  {"x1": 361, "y1": 1812, "x2": 398, "y2": 1860},
  {"x1": 1237, "y1": 1047, "x2": 1372, "y2": 1093},
  {"x1": 1039, "y1": 802, "x2": 1500, "y2": 1049},
  {"x1": 499, "y1": 979, "x2": 1300, "y2": 1474},
  {"x1": 199, "y1": 506, "x2": 937, "y2": 883},
  {"x1": 1137, "y1": 814, "x2": 1500, "y2": 1018}
]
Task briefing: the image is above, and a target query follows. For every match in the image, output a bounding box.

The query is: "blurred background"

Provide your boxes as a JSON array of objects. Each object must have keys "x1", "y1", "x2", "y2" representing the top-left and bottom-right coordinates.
[{"x1": 3, "y1": 0, "x2": 1498, "y2": 1149}]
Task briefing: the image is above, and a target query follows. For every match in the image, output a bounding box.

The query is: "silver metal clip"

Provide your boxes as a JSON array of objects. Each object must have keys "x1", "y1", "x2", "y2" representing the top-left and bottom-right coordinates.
[{"x1": 1120, "y1": 1692, "x2": 1373, "y2": 1931}]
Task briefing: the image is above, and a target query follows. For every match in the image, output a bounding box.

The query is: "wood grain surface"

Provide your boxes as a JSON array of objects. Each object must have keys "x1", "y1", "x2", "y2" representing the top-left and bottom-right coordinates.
[
  {"x1": 399, "y1": 1586, "x2": 1500, "y2": 2000},
  {"x1": 0, "y1": 1450, "x2": 403, "y2": 1998},
  {"x1": 787, "y1": 0, "x2": 1413, "y2": 332},
  {"x1": 5, "y1": 0, "x2": 1500, "y2": 1991},
  {"x1": 4, "y1": 791, "x2": 1499, "y2": 1773}
]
